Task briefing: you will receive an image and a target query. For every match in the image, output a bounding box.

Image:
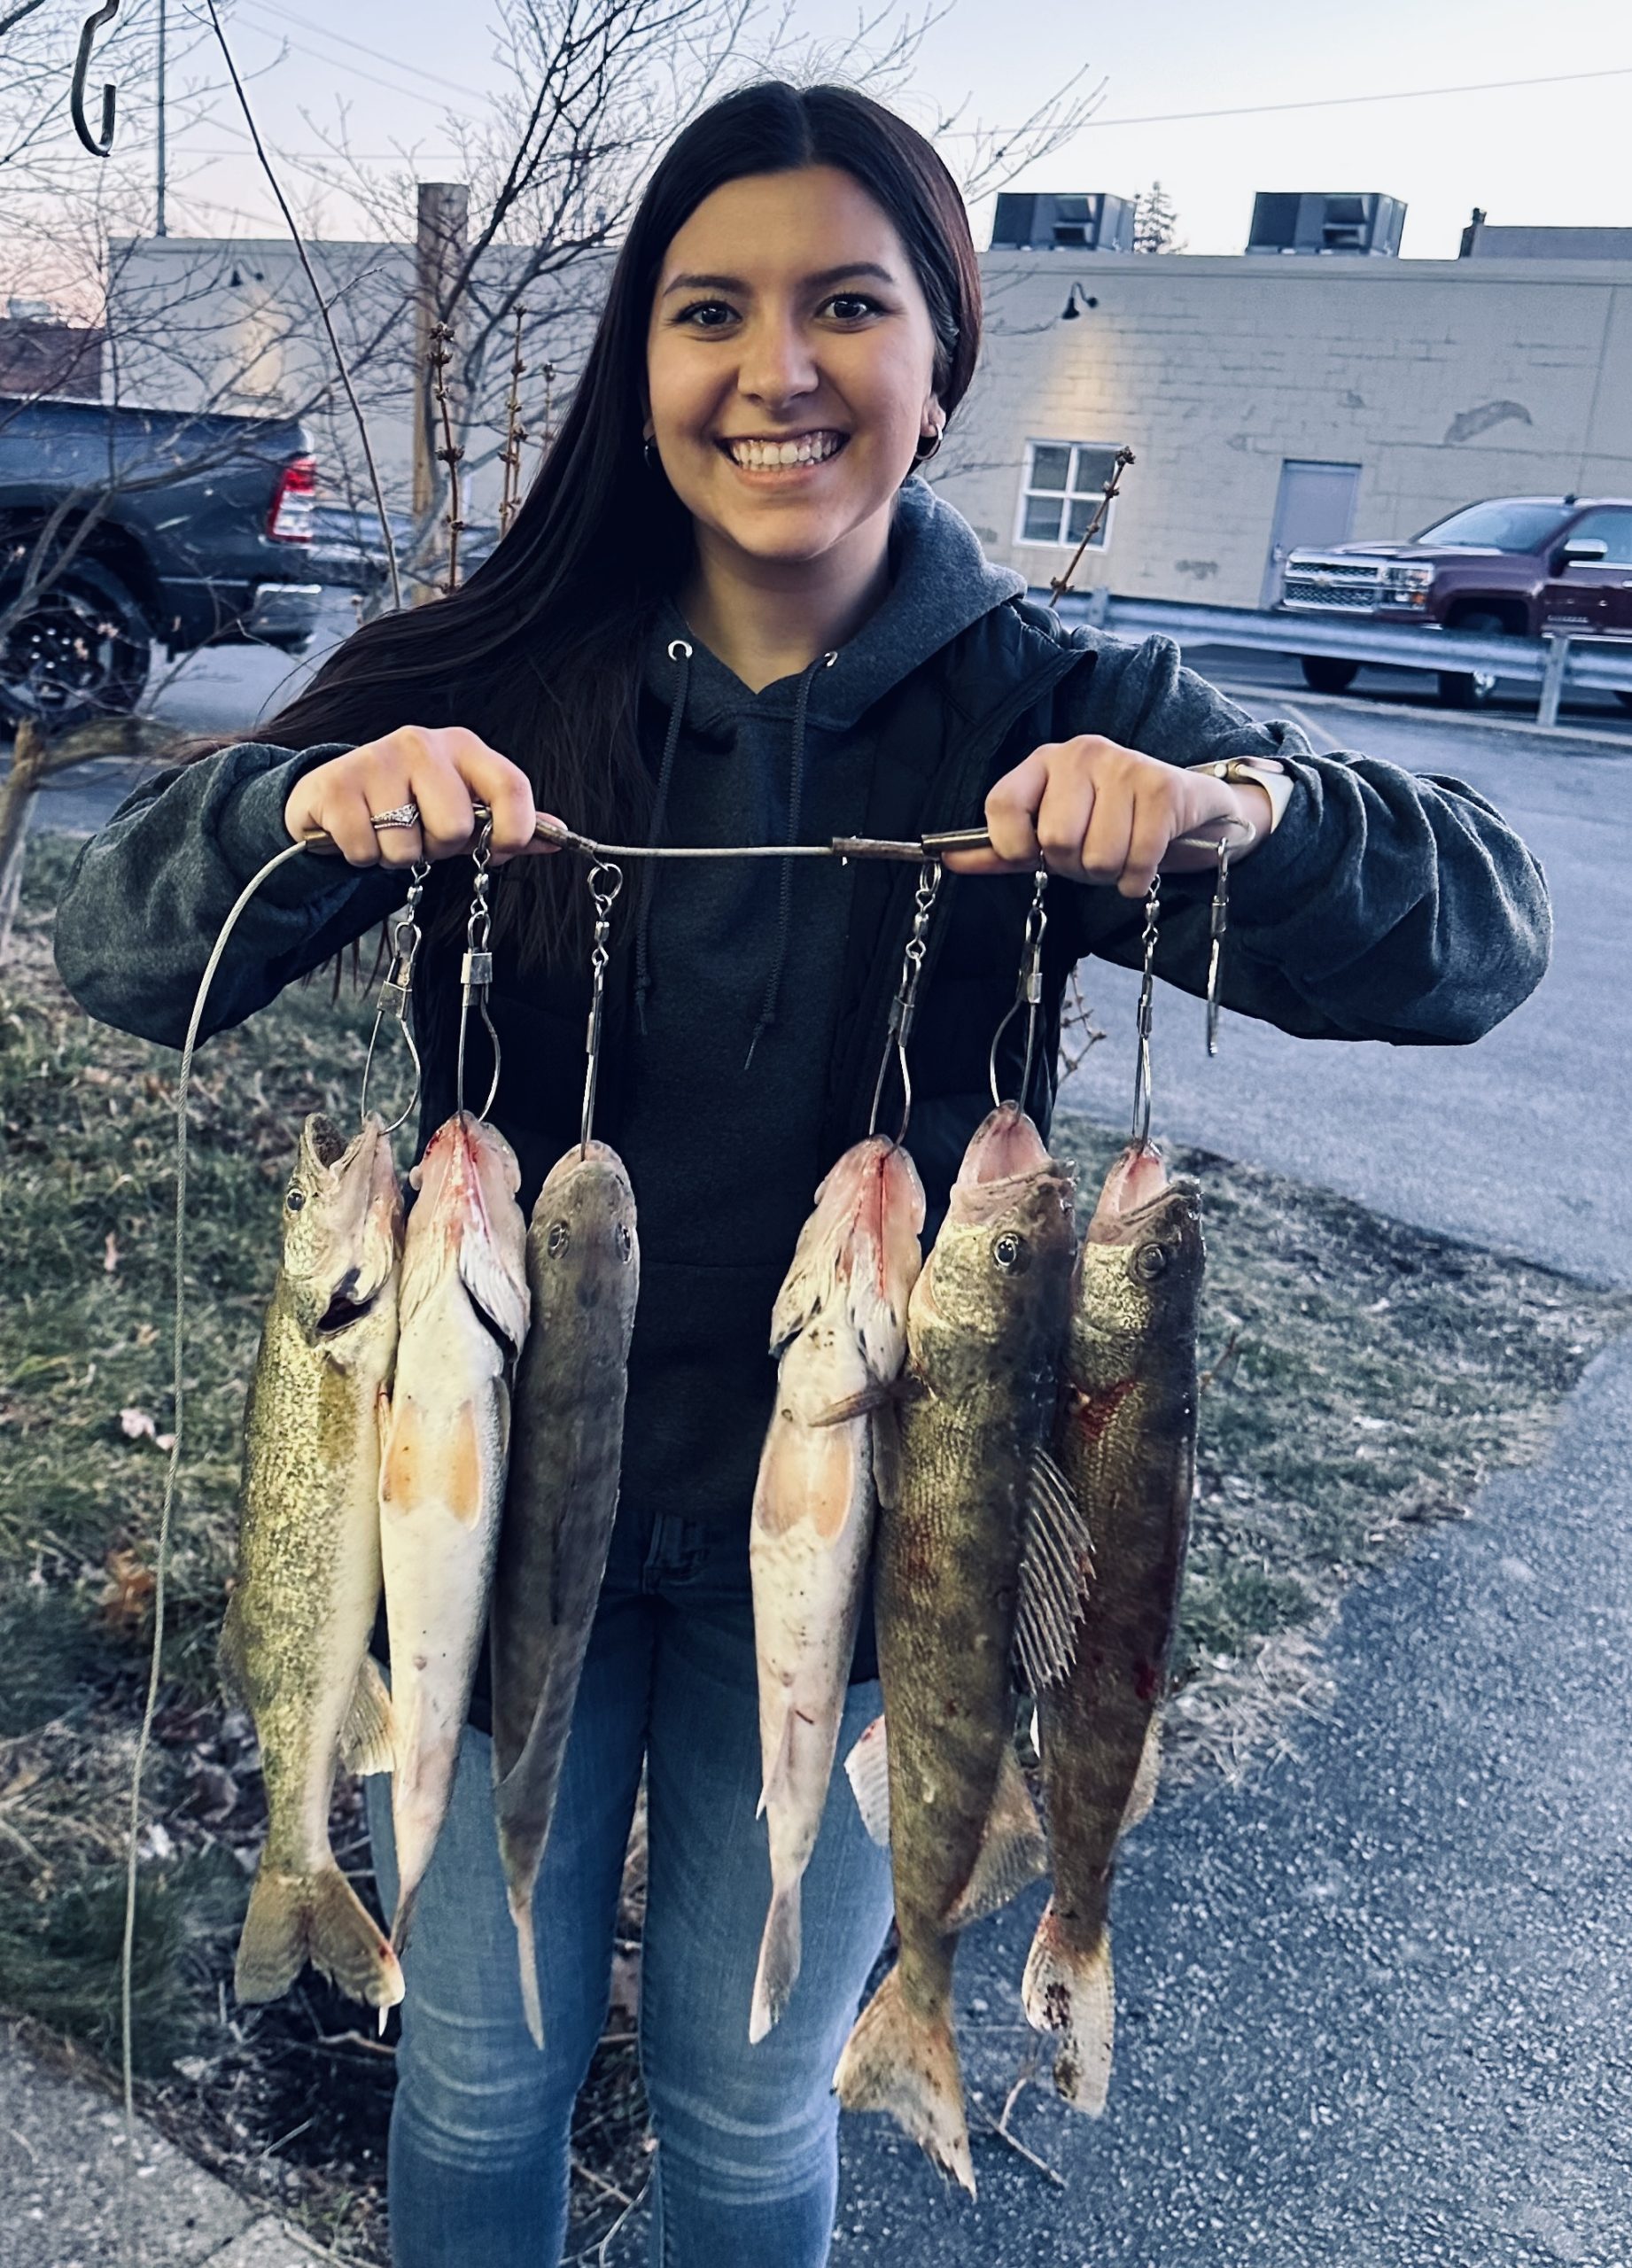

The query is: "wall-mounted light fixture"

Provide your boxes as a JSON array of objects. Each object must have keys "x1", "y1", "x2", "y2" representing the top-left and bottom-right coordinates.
[{"x1": 1061, "y1": 284, "x2": 1100, "y2": 321}]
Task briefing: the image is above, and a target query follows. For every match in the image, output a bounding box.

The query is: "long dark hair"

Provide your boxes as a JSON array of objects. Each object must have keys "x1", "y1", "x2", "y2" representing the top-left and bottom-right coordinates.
[{"x1": 260, "y1": 80, "x2": 983, "y2": 967}]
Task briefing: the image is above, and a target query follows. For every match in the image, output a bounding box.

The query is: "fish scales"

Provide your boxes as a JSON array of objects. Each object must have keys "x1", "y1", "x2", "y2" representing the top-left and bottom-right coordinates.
[
  {"x1": 490, "y1": 1140, "x2": 640, "y2": 2049},
  {"x1": 1024, "y1": 1143, "x2": 1205, "y2": 2115},
  {"x1": 223, "y1": 1113, "x2": 404, "y2": 2013},
  {"x1": 835, "y1": 1107, "x2": 1076, "y2": 2195}
]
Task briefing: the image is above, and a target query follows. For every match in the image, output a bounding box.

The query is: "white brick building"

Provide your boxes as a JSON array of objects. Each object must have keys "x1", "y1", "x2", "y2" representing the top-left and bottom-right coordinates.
[{"x1": 934, "y1": 247, "x2": 1632, "y2": 610}]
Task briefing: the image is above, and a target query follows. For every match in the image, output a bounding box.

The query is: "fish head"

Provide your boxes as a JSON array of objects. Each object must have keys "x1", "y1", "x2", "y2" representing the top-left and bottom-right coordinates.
[
  {"x1": 279, "y1": 1112, "x2": 403, "y2": 1342},
  {"x1": 531, "y1": 1140, "x2": 640, "y2": 1313},
  {"x1": 915, "y1": 1107, "x2": 1076, "y2": 1344},
  {"x1": 771, "y1": 1136, "x2": 925, "y2": 1374},
  {"x1": 401, "y1": 1113, "x2": 531, "y2": 1353},
  {"x1": 1077, "y1": 1145, "x2": 1205, "y2": 1339}
]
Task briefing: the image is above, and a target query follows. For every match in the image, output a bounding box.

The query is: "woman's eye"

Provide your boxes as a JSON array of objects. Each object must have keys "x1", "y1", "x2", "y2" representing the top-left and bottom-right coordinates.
[
  {"x1": 822, "y1": 292, "x2": 883, "y2": 322},
  {"x1": 674, "y1": 299, "x2": 738, "y2": 330}
]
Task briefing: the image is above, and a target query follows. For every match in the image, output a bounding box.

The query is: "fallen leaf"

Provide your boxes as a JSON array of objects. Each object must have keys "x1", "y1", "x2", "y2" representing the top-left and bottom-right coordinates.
[
  {"x1": 120, "y1": 1407, "x2": 156, "y2": 1440},
  {"x1": 104, "y1": 1231, "x2": 120, "y2": 1274},
  {"x1": 100, "y1": 1546, "x2": 155, "y2": 1629}
]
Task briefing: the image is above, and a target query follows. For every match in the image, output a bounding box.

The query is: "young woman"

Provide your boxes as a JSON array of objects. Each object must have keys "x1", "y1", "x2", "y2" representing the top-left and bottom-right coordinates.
[{"x1": 56, "y1": 80, "x2": 1548, "y2": 2268}]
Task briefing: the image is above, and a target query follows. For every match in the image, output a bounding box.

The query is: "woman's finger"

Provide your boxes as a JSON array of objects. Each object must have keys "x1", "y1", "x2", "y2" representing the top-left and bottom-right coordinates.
[
  {"x1": 1034, "y1": 763, "x2": 1099, "y2": 882},
  {"x1": 982, "y1": 746, "x2": 1053, "y2": 867},
  {"x1": 1121, "y1": 787, "x2": 1172, "y2": 898},
  {"x1": 456, "y1": 735, "x2": 541, "y2": 864},
  {"x1": 1076, "y1": 773, "x2": 1135, "y2": 888},
  {"x1": 323, "y1": 783, "x2": 393, "y2": 867}
]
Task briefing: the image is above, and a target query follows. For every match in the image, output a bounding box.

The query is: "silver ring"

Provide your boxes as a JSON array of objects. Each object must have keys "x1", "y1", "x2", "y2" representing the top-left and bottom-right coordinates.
[{"x1": 369, "y1": 802, "x2": 421, "y2": 831}]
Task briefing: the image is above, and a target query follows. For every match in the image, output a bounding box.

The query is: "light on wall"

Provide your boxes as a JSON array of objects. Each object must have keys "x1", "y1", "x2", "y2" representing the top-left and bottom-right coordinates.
[{"x1": 1061, "y1": 284, "x2": 1100, "y2": 321}]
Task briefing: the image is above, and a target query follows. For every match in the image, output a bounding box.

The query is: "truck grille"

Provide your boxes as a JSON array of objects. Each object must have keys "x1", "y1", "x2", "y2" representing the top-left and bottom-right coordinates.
[{"x1": 1280, "y1": 555, "x2": 1387, "y2": 612}]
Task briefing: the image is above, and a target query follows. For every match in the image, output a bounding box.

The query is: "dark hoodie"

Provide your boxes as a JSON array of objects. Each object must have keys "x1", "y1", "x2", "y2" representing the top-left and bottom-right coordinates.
[{"x1": 53, "y1": 478, "x2": 1552, "y2": 1557}]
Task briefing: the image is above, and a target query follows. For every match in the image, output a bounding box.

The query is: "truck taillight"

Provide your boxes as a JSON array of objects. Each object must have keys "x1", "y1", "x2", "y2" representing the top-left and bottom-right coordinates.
[{"x1": 268, "y1": 456, "x2": 316, "y2": 542}]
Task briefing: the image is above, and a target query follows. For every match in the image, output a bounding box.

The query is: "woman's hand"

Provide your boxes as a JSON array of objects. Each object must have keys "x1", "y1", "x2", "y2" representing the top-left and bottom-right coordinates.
[
  {"x1": 282, "y1": 726, "x2": 561, "y2": 869},
  {"x1": 944, "y1": 735, "x2": 1271, "y2": 897}
]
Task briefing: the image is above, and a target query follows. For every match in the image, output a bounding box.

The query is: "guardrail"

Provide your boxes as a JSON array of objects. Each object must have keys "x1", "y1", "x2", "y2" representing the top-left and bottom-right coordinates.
[{"x1": 1038, "y1": 590, "x2": 1632, "y2": 728}]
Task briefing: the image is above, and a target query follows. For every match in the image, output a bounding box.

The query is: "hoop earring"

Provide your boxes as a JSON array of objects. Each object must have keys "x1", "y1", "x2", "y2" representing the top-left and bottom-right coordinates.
[{"x1": 913, "y1": 428, "x2": 943, "y2": 466}]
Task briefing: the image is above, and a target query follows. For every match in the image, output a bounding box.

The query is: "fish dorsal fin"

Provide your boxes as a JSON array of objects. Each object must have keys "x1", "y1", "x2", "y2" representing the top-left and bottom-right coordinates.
[
  {"x1": 1012, "y1": 1445, "x2": 1094, "y2": 1694},
  {"x1": 339, "y1": 1655, "x2": 399, "y2": 1778},
  {"x1": 945, "y1": 1745, "x2": 1048, "y2": 1929},
  {"x1": 843, "y1": 1713, "x2": 891, "y2": 1846}
]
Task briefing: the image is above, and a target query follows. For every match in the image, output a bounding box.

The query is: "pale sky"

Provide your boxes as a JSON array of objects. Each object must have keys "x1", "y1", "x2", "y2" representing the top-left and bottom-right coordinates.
[{"x1": 152, "y1": 0, "x2": 1632, "y2": 259}]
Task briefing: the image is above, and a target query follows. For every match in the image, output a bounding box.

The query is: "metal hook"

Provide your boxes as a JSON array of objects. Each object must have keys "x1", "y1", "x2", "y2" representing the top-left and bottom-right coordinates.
[
  {"x1": 360, "y1": 861, "x2": 431, "y2": 1134},
  {"x1": 580, "y1": 859, "x2": 624, "y2": 1155},
  {"x1": 1197, "y1": 812, "x2": 1255, "y2": 1060},
  {"x1": 867, "y1": 860, "x2": 942, "y2": 1145},
  {"x1": 455, "y1": 816, "x2": 501, "y2": 1122},
  {"x1": 71, "y1": 1, "x2": 121, "y2": 157},
  {"x1": 1130, "y1": 877, "x2": 1161, "y2": 1150},
  {"x1": 988, "y1": 864, "x2": 1050, "y2": 1115}
]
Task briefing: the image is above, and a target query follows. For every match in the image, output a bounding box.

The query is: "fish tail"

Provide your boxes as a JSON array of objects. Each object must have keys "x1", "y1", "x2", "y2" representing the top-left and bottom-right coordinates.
[
  {"x1": 235, "y1": 1861, "x2": 404, "y2": 2012},
  {"x1": 1021, "y1": 1899, "x2": 1114, "y2": 2117},
  {"x1": 749, "y1": 1876, "x2": 802, "y2": 2044},
  {"x1": 833, "y1": 1964, "x2": 975, "y2": 2195}
]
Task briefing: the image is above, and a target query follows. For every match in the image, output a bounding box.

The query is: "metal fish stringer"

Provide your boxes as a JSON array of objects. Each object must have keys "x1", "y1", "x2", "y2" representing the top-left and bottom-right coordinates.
[
  {"x1": 1130, "y1": 876, "x2": 1161, "y2": 1152},
  {"x1": 359, "y1": 861, "x2": 431, "y2": 1133},
  {"x1": 455, "y1": 816, "x2": 502, "y2": 1122},
  {"x1": 580, "y1": 858, "x2": 624, "y2": 1155},
  {"x1": 1200, "y1": 812, "x2": 1256, "y2": 1060},
  {"x1": 988, "y1": 863, "x2": 1051, "y2": 1115},
  {"x1": 867, "y1": 859, "x2": 942, "y2": 1145}
]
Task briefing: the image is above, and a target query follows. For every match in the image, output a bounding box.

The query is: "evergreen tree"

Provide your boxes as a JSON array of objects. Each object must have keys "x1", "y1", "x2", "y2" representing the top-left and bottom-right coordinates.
[{"x1": 1133, "y1": 181, "x2": 1185, "y2": 254}]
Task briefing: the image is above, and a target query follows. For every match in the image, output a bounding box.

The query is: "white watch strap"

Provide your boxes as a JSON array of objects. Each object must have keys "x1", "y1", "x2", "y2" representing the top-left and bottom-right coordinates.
[{"x1": 1188, "y1": 757, "x2": 1294, "y2": 835}]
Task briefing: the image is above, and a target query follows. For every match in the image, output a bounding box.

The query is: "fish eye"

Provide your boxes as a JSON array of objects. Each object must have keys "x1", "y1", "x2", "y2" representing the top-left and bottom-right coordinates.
[
  {"x1": 285, "y1": 1189, "x2": 306, "y2": 1213},
  {"x1": 991, "y1": 1231, "x2": 1027, "y2": 1273},
  {"x1": 1133, "y1": 1241, "x2": 1168, "y2": 1280},
  {"x1": 547, "y1": 1220, "x2": 571, "y2": 1257}
]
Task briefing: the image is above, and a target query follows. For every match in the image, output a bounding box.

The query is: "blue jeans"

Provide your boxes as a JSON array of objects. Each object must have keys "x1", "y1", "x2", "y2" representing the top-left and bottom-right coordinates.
[{"x1": 365, "y1": 1503, "x2": 894, "y2": 2267}]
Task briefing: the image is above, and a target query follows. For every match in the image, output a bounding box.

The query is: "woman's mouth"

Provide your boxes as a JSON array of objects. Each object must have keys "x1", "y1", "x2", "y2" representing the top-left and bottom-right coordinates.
[{"x1": 718, "y1": 430, "x2": 848, "y2": 472}]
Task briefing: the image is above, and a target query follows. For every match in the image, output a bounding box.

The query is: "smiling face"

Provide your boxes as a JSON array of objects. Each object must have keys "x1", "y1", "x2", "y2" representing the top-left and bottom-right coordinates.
[{"x1": 645, "y1": 165, "x2": 944, "y2": 579}]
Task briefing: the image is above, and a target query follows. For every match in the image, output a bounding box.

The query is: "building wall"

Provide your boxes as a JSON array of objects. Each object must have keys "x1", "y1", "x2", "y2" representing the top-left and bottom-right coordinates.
[{"x1": 935, "y1": 252, "x2": 1632, "y2": 608}]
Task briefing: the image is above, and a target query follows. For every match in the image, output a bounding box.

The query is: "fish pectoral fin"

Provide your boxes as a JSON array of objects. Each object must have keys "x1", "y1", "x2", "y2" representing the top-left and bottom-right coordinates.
[
  {"x1": 339, "y1": 1655, "x2": 398, "y2": 1778},
  {"x1": 945, "y1": 1743, "x2": 1048, "y2": 1929},
  {"x1": 809, "y1": 1382, "x2": 893, "y2": 1429},
  {"x1": 457, "y1": 1229, "x2": 532, "y2": 1358},
  {"x1": 869, "y1": 1400, "x2": 902, "y2": 1513},
  {"x1": 1121, "y1": 1715, "x2": 1163, "y2": 1833},
  {"x1": 1011, "y1": 1444, "x2": 1094, "y2": 1695},
  {"x1": 380, "y1": 1392, "x2": 486, "y2": 1527},
  {"x1": 758, "y1": 1702, "x2": 799, "y2": 1819},
  {"x1": 842, "y1": 1713, "x2": 891, "y2": 1846}
]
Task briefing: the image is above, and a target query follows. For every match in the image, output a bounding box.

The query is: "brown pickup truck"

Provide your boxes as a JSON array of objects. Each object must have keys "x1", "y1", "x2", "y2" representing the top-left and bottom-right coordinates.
[{"x1": 1277, "y1": 494, "x2": 1632, "y2": 708}]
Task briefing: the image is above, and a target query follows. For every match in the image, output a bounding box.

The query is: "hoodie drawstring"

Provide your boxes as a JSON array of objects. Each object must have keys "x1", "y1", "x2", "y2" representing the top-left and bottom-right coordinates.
[
  {"x1": 633, "y1": 637, "x2": 692, "y2": 1034},
  {"x1": 745, "y1": 648, "x2": 836, "y2": 1070}
]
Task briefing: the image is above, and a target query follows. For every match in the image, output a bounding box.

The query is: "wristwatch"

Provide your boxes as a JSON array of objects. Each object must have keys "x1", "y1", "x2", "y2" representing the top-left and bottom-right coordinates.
[{"x1": 1186, "y1": 754, "x2": 1294, "y2": 835}]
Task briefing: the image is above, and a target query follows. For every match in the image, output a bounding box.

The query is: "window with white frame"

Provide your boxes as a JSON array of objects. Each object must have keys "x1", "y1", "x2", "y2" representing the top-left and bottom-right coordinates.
[{"x1": 1017, "y1": 440, "x2": 1125, "y2": 548}]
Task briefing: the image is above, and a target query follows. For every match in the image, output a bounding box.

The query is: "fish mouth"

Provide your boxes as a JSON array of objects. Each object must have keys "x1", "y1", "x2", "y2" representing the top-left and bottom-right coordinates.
[
  {"x1": 956, "y1": 1106, "x2": 1050, "y2": 1189},
  {"x1": 316, "y1": 1269, "x2": 379, "y2": 1335},
  {"x1": 1086, "y1": 1147, "x2": 1201, "y2": 1250}
]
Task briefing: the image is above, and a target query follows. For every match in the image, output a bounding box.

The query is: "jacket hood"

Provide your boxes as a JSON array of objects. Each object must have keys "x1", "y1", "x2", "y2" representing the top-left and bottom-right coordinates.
[{"x1": 642, "y1": 476, "x2": 1027, "y2": 731}]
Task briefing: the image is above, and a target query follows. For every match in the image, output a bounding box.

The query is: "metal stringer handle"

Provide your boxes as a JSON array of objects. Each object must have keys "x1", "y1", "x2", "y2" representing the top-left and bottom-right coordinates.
[
  {"x1": 867, "y1": 859, "x2": 942, "y2": 1145},
  {"x1": 455, "y1": 816, "x2": 501, "y2": 1122},
  {"x1": 1130, "y1": 876, "x2": 1161, "y2": 1150},
  {"x1": 988, "y1": 864, "x2": 1050, "y2": 1115},
  {"x1": 580, "y1": 859, "x2": 624, "y2": 1154},
  {"x1": 359, "y1": 860, "x2": 430, "y2": 1134}
]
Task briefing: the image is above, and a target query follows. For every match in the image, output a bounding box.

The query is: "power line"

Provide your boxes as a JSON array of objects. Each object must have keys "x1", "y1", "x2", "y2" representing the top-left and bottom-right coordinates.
[
  {"x1": 936, "y1": 61, "x2": 1632, "y2": 135},
  {"x1": 225, "y1": 0, "x2": 485, "y2": 113},
  {"x1": 238, "y1": 0, "x2": 493, "y2": 102}
]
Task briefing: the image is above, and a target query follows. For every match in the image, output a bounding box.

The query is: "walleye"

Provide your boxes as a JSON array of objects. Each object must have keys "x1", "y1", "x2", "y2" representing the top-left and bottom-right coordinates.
[
  {"x1": 379, "y1": 1112, "x2": 530, "y2": 1951},
  {"x1": 835, "y1": 1107, "x2": 1082, "y2": 2194},
  {"x1": 749, "y1": 1136, "x2": 925, "y2": 2046},
  {"x1": 1023, "y1": 1144, "x2": 1204, "y2": 2115},
  {"x1": 490, "y1": 1141, "x2": 639, "y2": 2048},
  {"x1": 221, "y1": 1113, "x2": 404, "y2": 2011}
]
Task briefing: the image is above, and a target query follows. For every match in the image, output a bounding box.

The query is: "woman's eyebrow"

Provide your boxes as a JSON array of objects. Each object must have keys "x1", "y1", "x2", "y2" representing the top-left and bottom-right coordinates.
[{"x1": 660, "y1": 260, "x2": 898, "y2": 299}]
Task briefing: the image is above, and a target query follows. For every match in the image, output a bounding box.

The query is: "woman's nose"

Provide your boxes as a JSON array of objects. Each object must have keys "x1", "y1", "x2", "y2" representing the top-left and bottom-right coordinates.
[{"x1": 735, "y1": 315, "x2": 820, "y2": 409}]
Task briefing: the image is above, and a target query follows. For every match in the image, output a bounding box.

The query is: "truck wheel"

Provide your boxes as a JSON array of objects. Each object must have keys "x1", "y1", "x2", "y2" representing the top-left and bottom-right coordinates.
[
  {"x1": 1299, "y1": 656, "x2": 1359, "y2": 694},
  {"x1": 0, "y1": 560, "x2": 153, "y2": 732},
  {"x1": 1436, "y1": 611, "x2": 1506, "y2": 710}
]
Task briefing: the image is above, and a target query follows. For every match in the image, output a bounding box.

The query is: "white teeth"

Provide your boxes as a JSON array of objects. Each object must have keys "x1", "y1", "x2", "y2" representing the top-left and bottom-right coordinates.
[{"x1": 727, "y1": 433, "x2": 843, "y2": 470}]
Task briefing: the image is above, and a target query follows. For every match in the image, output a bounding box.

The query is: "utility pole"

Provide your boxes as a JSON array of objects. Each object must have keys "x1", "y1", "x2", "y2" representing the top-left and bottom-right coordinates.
[
  {"x1": 155, "y1": 0, "x2": 167, "y2": 237},
  {"x1": 412, "y1": 182, "x2": 469, "y2": 526}
]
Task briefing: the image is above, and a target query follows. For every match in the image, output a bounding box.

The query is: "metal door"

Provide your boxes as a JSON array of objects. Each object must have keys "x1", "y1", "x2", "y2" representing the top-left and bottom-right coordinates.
[
  {"x1": 1539, "y1": 506, "x2": 1632, "y2": 637},
  {"x1": 1260, "y1": 460, "x2": 1363, "y2": 608}
]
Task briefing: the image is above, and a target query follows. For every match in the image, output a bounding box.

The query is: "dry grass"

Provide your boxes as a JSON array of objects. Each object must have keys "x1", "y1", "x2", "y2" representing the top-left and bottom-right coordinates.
[{"x1": 3, "y1": 835, "x2": 1628, "y2": 2257}]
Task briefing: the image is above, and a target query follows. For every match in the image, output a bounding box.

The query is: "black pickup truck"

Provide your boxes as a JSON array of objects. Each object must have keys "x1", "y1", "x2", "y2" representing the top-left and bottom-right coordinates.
[{"x1": 1, "y1": 393, "x2": 351, "y2": 730}]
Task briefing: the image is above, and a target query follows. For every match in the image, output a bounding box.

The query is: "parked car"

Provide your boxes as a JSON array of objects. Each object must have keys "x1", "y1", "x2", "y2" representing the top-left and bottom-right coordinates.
[
  {"x1": 1277, "y1": 494, "x2": 1632, "y2": 709},
  {"x1": 0, "y1": 392, "x2": 341, "y2": 730}
]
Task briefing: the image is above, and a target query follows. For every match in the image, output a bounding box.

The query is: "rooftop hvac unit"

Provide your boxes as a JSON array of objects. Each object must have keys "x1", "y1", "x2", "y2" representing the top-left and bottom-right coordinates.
[
  {"x1": 1247, "y1": 192, "x2": 1406, "y2": 258},
  {"x1": 990, "y1": 193, "x2": 1135, "y2": 253}
]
